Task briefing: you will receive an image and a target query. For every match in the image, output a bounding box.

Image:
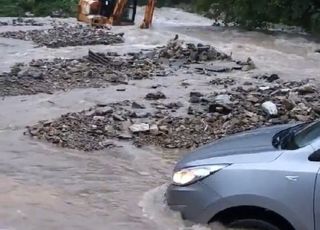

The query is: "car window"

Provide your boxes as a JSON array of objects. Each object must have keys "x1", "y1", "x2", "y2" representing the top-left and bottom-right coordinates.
[{"x1": 294, "y1": 122, "x2": 320, "y2": 148}]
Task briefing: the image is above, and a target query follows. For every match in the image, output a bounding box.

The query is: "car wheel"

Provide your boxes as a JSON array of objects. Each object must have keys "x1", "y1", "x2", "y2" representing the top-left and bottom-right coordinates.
[{"x1": 227, "y1": 218, "x2": 280, "y2": 230}]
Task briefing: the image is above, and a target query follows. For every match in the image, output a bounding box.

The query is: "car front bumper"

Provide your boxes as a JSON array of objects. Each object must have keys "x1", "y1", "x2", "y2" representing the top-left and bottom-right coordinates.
[{"x1": 166, "y1": 179, "x2": 222, "y2": 224}]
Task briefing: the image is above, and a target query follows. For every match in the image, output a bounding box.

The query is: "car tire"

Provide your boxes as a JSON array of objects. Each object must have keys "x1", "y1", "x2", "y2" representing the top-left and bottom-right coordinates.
[{"x1": 226, "y1": 218, "x2": 281, "y2": 230}]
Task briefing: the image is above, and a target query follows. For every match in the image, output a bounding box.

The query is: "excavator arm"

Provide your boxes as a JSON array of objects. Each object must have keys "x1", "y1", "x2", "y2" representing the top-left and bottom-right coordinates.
[
  {"x1": 112, "y1": 0, "x2": 128, "y2": 25},
  {"x1": 140, "y1": 0, "x2": 156, "y2": 29}
]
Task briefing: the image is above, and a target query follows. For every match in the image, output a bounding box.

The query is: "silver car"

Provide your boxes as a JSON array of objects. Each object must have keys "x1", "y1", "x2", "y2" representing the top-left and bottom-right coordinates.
[{"x1": 166, "y1": 121, "x2": 320, "y2": 230}]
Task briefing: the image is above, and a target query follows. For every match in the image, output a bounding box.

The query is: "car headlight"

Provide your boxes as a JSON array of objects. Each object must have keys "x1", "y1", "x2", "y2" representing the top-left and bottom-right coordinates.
[{"x1": 172, "y1": 164, "x2": 228, "y2": 186}]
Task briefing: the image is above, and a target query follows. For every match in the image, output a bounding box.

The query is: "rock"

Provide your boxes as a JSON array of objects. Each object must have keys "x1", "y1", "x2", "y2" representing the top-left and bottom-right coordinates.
[
  {"x1": 113, "y1": 114, "x2": 125, "y2": 121},
  {"x1": 145, "y1": 91, "x2": 166, "y2": 100},
  {"x1": 190, "y1": 96, "x2": 201, "y2": 103},
  {"x1": 132, "y1": 102, "x2": 146, "y2": 109},
  {"x1": 116, "y1": 88, "x2": 126, "y2": 91},
  {"x1": 190, "y1": 92, "x2": 203, "y2": 97},
  {"x1": 209, "y1": 103, "x2": 232, "y2": 114},
  {"x1": 95, "y1": 107, "x2": 113, "y2": 116},
  {"x1": 151, "y1": 84, "x2": 162, "y2": 89},
  {"x1": 214, "y1": 94, "x2": 231, "y2": 104},
  {"x1": 156, "y1": 105, "x2": 166, "y2": 110},
  {"x1": 99, "y1": 140, "x2": 116, "y2": 148},
  {"x1": 129, "y1": 123, "x2": 150, "y2": 133},
  {"x1": 93, "y1": 116, "x2": 105, "y2": 121},
  {"x1": 297, "y1": 84, "x2": 316, "y2": 95},
  {"x1": 247, "y1": 95, "x2": 259, "y2": 103},
  {"x1": 295, "y1": 115, "x2": 310, "y2": 122},
  {"x1": 280, "y1": 88, "x2": 291, "y2": 93},
  {"x1": 165, "y1": 102, "x2": 183, "y2": 109},
  {"x1": 150, "y1": 125, "x2": 159, "y2": 135},
  {"x1": 267, "y1": 74, "x2": 279, "y2": 82},
  {"x1": 291, "y1": 103, "x2": 309, "y2": 113},
  {"x1": 259, "y1": 86, "x2": 271, "y2": 91},
  {"x1": 243, "y1": 81, "x2": 253, "y2": 86},
  {"x1": 159, "y1": 126, "x2": 169, "y2": 132},
  {"x1": 313, "y1": 105, "x2": 320, "y2": 114},
  {"x1": 118, "y1": 133, "x2": 133, "y2": 140},
  {"x1": 262, "y1": 101, "x2": 278, "y2": 116},
  {"x1": 241, "y1": 58, "x2": 255, "y2": 71},
  {"x1": 282, "y1": 99, "x2": 295, "y2": 111},
  {"x1": 260, "y1": 74, "x2": 280, "y2": 82},
  {"x1": 187, "y1": 106, "x2": 194, "y2": 115},
  {"x1": 96, "y1": 102, "x2": 109, "y2": 107},
  {"x1": 129, "y1": 111, "x2": 150, "y2": 118}
]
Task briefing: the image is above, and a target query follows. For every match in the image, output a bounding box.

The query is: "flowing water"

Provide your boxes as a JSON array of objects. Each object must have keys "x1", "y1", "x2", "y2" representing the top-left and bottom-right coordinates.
[{"x1": 0, "y1": 7, "x2": 319, "y2": 230}]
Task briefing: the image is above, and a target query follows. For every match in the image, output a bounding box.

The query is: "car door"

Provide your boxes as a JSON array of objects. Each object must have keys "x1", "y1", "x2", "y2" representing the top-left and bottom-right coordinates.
[{"x1": 310, "y1": 138, "x2": 320, "y2": 230}]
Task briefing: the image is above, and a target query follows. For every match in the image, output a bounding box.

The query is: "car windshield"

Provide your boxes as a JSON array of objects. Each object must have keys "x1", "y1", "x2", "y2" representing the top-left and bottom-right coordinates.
[{"x1": 293, "y1": 121, "x2": 320, "y2": 148}]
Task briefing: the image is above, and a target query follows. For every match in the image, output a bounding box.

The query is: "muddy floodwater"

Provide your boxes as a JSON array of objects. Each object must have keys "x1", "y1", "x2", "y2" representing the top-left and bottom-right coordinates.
[{"x1": 0, "y1": 7, "x2": 320, "y2": 230}]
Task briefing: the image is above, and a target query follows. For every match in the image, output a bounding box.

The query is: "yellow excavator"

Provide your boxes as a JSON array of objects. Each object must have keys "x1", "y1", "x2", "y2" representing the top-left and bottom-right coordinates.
[{"x1": 77, "y1": 0, "x2": 156, "y2": 28}]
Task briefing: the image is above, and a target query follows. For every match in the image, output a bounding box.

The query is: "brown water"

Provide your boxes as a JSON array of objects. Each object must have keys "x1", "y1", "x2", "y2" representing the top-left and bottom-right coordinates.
[{"x1": 0, "y1": 7, "x2": 319, "y2": 230}]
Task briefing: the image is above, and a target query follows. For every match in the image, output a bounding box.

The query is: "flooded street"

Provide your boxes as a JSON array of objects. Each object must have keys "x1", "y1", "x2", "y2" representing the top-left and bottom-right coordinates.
[
  {"x1": 0, "y1": 130, "x2": 176, "y2": 230},
  {"x1": 0, "y1": 7, "x2": 320, "y2": 230}
]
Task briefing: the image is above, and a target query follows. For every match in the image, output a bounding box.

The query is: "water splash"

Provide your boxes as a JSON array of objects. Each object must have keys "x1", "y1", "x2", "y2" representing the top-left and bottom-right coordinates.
[{"x1": 139, "y1": 184, "x2": 226, "y2": 230}]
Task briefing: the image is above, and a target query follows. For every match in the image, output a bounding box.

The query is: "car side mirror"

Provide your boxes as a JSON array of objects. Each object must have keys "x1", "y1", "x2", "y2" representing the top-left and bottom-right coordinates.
[{"x1": 309, "y1": 150, "x2": 320, "y2": 162}]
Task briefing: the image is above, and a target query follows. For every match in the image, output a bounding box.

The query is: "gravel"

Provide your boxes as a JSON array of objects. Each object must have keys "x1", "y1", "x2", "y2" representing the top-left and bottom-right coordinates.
[
  {"x1": 25, "y1": 78, "x2": 320, "y2": 151},
  {"x1": 0, "y1": 18, "x2": 44, "y2": 26},
  {"x1": 0, "y1": 38, "x2": 245, "y2": 97},
  {"x1": 0, "y1": 52, "x2": 162, "y2": 96},
  {"x1": 0, "y1": 24, "x2": 124, "y2": 48}
]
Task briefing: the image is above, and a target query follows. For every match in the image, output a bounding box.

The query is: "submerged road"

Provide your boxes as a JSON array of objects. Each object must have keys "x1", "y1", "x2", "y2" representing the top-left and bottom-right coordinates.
[{"x1": 0, "y1": 7, "x2": 319, "y2": 230}]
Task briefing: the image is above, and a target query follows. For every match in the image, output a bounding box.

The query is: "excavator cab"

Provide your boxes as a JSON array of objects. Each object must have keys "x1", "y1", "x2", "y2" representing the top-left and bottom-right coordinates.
[
  {"x1": 99, "y1": 0, "x2": 137, "y2": 25},
  {"x1": 121, "y1": 0, "x2": 137, "y2": 24},
  {"x1": 77, "y1": 0, "x2": 154, "y2": 28}
]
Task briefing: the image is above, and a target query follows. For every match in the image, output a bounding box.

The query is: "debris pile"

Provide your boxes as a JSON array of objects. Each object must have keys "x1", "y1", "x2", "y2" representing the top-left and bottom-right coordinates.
[
  {"x1": 0, "y1": 53, "x2": 162, "y2": 96},
  {"x1": 0, "y1": 18, "x2": 44, "y2": 26},
  {"x1": 135, "y1": 80, "x2": 320, "y2": 148},
  {"x1": 0, "y1": 38, "x2": 244, "y2": 97},
  {"x1": 155, "y1": 38, "x2": 231, "y2": 63},
  {"x1": 151, "y1": 38, "x2": 255, "y2": 74},
  {"x1": 26, "y1": 101, "x2": 135, "y2": 151},
  {"x1": 26, "y1": 78, "x2": 320, "y2": 151},
  {"x1": 0, "y1": 24, "x2": 124, "y2": 48}
]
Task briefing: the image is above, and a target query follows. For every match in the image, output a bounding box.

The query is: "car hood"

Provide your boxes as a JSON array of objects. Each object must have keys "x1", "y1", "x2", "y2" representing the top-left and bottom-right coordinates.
[{"x1": 175, "y1": 124, "x2": 295, "y2": 171}]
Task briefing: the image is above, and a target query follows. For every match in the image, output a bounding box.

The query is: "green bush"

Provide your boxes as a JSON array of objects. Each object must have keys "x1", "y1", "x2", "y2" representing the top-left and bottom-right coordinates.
[
  {"x1": 311, "y1": 11, "x2": 320, "y2": 34},
  {"x1": 194, "y1": 0, "x2": 320, "y2": 33},
  {"x1": 1, "y1": 0, "x2": 77, "y2": 17}
]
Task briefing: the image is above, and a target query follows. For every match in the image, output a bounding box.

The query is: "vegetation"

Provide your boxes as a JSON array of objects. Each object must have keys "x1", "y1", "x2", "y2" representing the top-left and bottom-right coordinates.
[
  {"x1": 1, "y1": 0, "x2": 320, "y2": 33},
  {"x1": 0, "y1": 0, "x2": 77, "y2": 17},
  {"x1": 194, "y1": 0, "x2": 320, "y2": 33}
]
